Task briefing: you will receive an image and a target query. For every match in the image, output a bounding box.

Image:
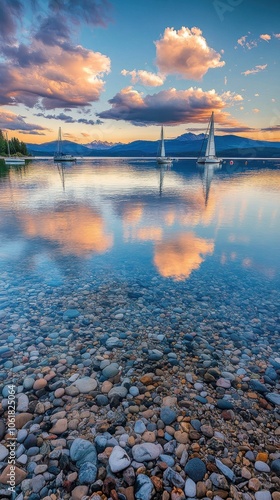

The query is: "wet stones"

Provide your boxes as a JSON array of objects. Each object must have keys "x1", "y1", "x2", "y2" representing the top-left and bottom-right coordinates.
[
  {"x1": 70, "y1": 438, "x2": 97, "y2": 466},
  {"x1": 132, "y1": 443, "x2": 163, "y2": 462},
  {"x1": 72, "y1": 376, "x2": 97, "y2": 393},
  {"x1": 185, "y1": 458, "x2": 206, "y2": 482},
  {"x1": 109, "y1": 445, "x2": 131, "y2": 472},
  {"x1": 78, "y1": 462, "x2": 97, "y2": 484}
]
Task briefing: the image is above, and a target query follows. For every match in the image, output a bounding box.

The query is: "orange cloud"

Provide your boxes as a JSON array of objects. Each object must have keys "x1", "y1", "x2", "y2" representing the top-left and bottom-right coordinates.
[
  {"x1": 2, "y1": 41, "x2": 110, "y2": 109},
  {"x1": 99, "y1": 86, "x2": 245, "y2": 126},
  {"x1": 121, "y1": 69, "x2": 165, "y2": 87},
  {"x1": 155, "y1": 26, "x2": 225, "y2": 80},
  {"x1": 21, "y1": 206, "x2": 113, "y2": 256},
  {"x1": 242, "y1": 64, "x2": 267, "y2": 76},
  {"x1": 154, "y1": 232, "x2": 214, "y2": 280},
  {"x1": 260, "y1": 34, "x2": 271, "y2": 42}
]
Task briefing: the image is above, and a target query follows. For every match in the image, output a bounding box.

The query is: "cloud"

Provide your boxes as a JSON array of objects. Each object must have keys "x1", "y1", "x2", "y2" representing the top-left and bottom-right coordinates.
[
  {"x1": 35, "y1": 112, "x2": 103, "y2": 125},
  {"x1": 237, "y1": 35, "x2": 257, "y2": 50},
  {"x1": 274, "y1": 34, "x2": 280, "y2": 39},
  {"x1": 155, "y1": 26, "x2": 225, "y2": 80},
  {"x1": 242, "y1": 64, "x2": 267, "y2": 76},
  {"x1": 98, "y1": 86, "x2": 244, "y2": 126},
  {"x1": 252, "y1": 108, "x2": 260, "y2": 113},
  {"x1": 0, "y1": 40, "x2": 110, "y2": 109},
  {"x1": 154, "y1": 232, "x2": 214, "y2": 281},
  {"x1": 0, "y1": 0, "x2": 23, "y2": 43},
  {"x1": 0, "y1": 110, "x2": 48, "y2": 134},
  {"x1": 261, "y1": 125, "x2": 280, "y2": 132},
  {"x1": 260, "y1": 34, "x2": 271, "y2": 42},
  {"x1": 0, "y1": 1, "x2": 111, "y2": 111},
  {"x1": 121, "y1": 69, "x2": 165, "y2": 87}
]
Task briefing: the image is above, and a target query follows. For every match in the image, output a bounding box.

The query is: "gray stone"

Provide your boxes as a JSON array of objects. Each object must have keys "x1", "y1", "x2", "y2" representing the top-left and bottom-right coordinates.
[
  {"x1": 109, "y1": 445, "x2": 131, "y2": 472},
  {"x1": 163, "y1": 467, "x2": 185, "y2": 488},
  {"x1": 271, "y1": 459, "x2": 280, "y2": 475},
  {"x1": 72, "y1": 377, "x2": 97, "y2": 393},
  {"x1": 250, "y1": 380, "x2": 268, "y2": 393},
  {"x1": 108, "y1": 386, "x2": 128, "y2": 399},
  {"x1": 210, "y1": 473, "x2": 229, "y2": 490},
  {"x1": 70, "y1": 438, "x2": 97, "y2": 466},
  {"x1": 63, "y1": 309, "x2": 80, "y2": 320},
  {"x1": 23, "y1": 377, "x2": 34, "y2": 390},
  {"x1": 255, "y1": 492, "x2": 272, "y2": 500},
  {"x1": 266, "y1": 393, "x2": 280, "y2": 405},
  {"x1": 135, "y1": 474, "x2": 154, "y2": 500},
  {"x1": 160, "y1": 406, "x2": 177, "y2": 425},
  {"x1": 132, "y1": 443, "x2": 163, "y2": 462},
  {"x1": 0, "y1": 444, "x2": 8, "y2": 461},
  {"x1": 215, "y1": 458, "x2": 236, "y2": 482},
  {"x1": 148, "y1": 349, "x2": 163, "y2": 361},
  {"x1": 78, "y1": 462, "x2": 97, "y2": 484},
  {"x1": 184, "y1": 477, "x2": 196, "y2": 498},
  {"x1": 17, "y1": 394, "x2": 29, "y2": 412},
  {"x1": 254, "y1": 461, "x2": 270, "y2": 472},
  {"x1": 102, "y1": 363, "x2": 119, "y2": 379},
  {"x1": 134, "y1": 420, "x2": 146, "y2": 434},
  {"x1": 31, "y1": 474, "x2": 46, "y2": 493}
]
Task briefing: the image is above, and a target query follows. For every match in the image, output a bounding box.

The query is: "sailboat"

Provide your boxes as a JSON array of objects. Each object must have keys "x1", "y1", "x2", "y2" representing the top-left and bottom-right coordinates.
[
  {"x1": 54, "y1": 127, "x2": 76, "y2": 162},
  {"x1": 197, "y1": 112, "x2": 222, "y2": 164},
  {"x1": 4, "y1": 133, "x2": 25, "y2": 165},
  {"x1": 156, "y1": 126, "x2": 172, "y2": 165}
]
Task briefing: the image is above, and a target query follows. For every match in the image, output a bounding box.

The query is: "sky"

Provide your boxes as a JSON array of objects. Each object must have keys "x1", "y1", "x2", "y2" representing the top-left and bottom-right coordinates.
[{"x1": 0, "y1": 0, "x2": 279, "y2": 145}]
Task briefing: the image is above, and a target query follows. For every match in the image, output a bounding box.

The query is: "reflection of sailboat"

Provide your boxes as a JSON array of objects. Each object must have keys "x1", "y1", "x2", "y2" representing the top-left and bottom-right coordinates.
[
  {"x1": 198, "y1": 163, "x2": 221, "y2": 206},
  {"x1": 157, "y1": 126, "x2": 172, "y2": 165},
  {"x1": 197, "y1": 112, "x2": 222, "y2": 165},
  {"x1": 54, "y1": 127, "x2": 76, "y2": 162},
  {"x1": 4, "y1": 133, "x2": 25, "y2": 165},
  {"x1": 56, "y1": 162, "x2": 66, "y2": 191}
]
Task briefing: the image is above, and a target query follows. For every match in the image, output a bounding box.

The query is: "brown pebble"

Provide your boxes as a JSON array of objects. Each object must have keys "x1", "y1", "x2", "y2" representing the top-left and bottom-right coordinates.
[
  {"x1": 15, "y1": 413, "x2": 33, "y2": 429},
  {"x1": 0, "y1": 465, "x2": 27, "y2": 485}
]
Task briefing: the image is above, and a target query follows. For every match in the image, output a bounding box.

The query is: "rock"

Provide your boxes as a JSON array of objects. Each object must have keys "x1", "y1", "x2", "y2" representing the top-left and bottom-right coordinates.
[
  {"x1": 108, "y1": 386, "x2": 128, "y2": 399},
  {"x1": 0, "y1": 444, "x2": 8, "y2": 461},
  {"x1": 63, "y1": 308, "x2": 80, "y2": 320},
  {"x1": 254, "y1": 461, "x2": 270, "y2": 472},
  {"x1": 33, "y1": 378, "x2": 47, "y2": 390},
  {"x1": 73, "y1": 377, "x2": 97, "y2": 393},
  {"x1": 0, "y1": 465, "x2": 27, "y2": 485},
  {"x1": 250, "y1": 380, "x2": 268, "y2": 393},
  {"x1": 15, "y1": 413, "x2": 33, "y2": 429},
  {"x1": 200, "y1": 424, "x2": 214, "y2": 438},
  {"x1": 248, "y1": 478, "x2": 261, "y2": 492},
  {"x1": 102, "y1": 363, "x2": 120, "y2": 379},
  {"x1": 17, "y1": 394, "x2": 29, "y2": 412},
  {"x1": 216, "y1": 378, "x2": 231, "y2": 388},
  {"x1": 23, "y1": 377, "x2": 35, "y2": 390},
  {"x1": 78, "y1": 462, "x2": 97, "y2": 484},
  {"x1": 210, "y1": 473, "x2": 229, "y2": 490},
  {"x1": 31, "y1": 474, "x2": 46, "y2": 493},
  {"x1": 266, "y1": 393, "x2": 280, "y2": 405},
  {"x1": 71, "y1": 485, "x2": 89, "y2": 500},
  {"x1": 184, "y1": 477, "x2": 196, "y2": 498},
  {"x1": 185, "y1": 458, "x2": 206, "y2": 482},
  {"x1": 163, "y1": 467, "x2": 185, "y2": 488},
  {"x1": 109, "y1": 445, "x2": 131, "y2": 472},
  {"x1": 50, "y1": 418, "x2": 68, "y2": 434},
  {"x1": 148, "y1": 349, "x2": 163, "y2": 361},
  {"x1": 216, "y1": 399, "x2": 234, "y2": 410},
  {"x1": 135, "y1": 474, "x2": 154, "y2": 500},
  {"x1": 215, "y1": 458, "x2": 236, "y2": 482},
  {"x1": 132, "y1": 443, "x2": 163, "y2": 462},
  {"x1": 160, "y1": 406, "x2": 177, "y2": 425},
  {"x1": 134, "y1": 420, "x2": 146, "y2": 434},
  {"x1": 271, "y1": 459, "x2": 280, "y2": 475},
  {"x1": 255, "y1": 492, "x2": 272, "y2": 500},
  {"x1": 70, "y1": 438, "x2": 97, "y2": 466}
]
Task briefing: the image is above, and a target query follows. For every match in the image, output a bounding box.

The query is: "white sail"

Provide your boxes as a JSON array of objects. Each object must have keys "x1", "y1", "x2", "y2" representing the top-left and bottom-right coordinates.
[
  {"x1": 197, "y1": 111, "x2": 222, "y2": 164},
  {"x1": 205, "y1": 112, "x2": 216, "y2": 158},
  {"x1": 160, "y1": 126, "x2": 165, "y2": 157}
]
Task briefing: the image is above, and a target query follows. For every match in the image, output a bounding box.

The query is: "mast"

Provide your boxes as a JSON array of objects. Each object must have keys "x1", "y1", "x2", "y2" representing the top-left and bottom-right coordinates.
[
  {"x1": 205, "y1": 112, "x2": 216, "y2": 158},
  {"x1": 160, "y1": 126, "x2": 165, "y2": 157},
  {"x1": 57, "y1": 127, "x2": 62, "y2": 155}
]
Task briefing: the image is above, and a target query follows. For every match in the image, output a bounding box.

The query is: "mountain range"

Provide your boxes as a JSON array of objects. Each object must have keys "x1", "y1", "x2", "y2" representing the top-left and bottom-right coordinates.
[{"x1": 26, "y1": 132, "x2": 280, "y2": 158}]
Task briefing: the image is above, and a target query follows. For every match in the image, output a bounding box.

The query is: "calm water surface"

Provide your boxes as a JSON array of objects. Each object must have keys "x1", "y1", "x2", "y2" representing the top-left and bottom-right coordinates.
[{"x1": 0, "y1": 158, "x2": 280, "y2": 303}]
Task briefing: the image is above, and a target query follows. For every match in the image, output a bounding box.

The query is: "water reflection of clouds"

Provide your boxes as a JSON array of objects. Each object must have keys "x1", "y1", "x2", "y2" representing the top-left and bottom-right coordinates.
[
  {"x1": 154, "y1": 232, "x2": 214, "y2": 281},
  {"x1": 20, "y1": 205, "x2": 113, "y2": 257}
]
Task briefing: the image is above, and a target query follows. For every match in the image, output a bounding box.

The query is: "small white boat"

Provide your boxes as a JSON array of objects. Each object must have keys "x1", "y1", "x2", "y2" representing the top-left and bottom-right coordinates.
[
  {"x1": 4, "y1": 133, "x2": 25, "y2": 165},
  {"x1": 54, "y1": 127, "x2": 76, "y2": 162},
  {"x1": 157, "y1": 126, "x2": 172, "y2": 165},
  {"x1": 197, "y1": 112, "x2": 222, "y2": 164}
]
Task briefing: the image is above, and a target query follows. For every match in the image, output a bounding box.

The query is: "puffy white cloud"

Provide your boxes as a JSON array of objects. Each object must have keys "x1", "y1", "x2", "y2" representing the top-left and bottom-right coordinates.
[
  {"x1": 155, "y1": 26, "x2": 225, "y2": 80},
  {"x1": 242, "y1": 64, "x2": 267, "y2": 76},
  {"x1": 99, "y1": 86, "x2": 245, "y2": 126},
  {"x1": 121, "y1": 69, "x2": 165, "y2": 87},
  {"x1": 260, "y1": 34, "x2": 271, "y2": 42}
]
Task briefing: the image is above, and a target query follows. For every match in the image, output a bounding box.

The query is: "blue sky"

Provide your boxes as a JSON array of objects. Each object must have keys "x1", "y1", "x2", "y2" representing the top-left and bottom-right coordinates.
[{"x1": 0, "y1": 0, "x2": 279, "y2": 144}]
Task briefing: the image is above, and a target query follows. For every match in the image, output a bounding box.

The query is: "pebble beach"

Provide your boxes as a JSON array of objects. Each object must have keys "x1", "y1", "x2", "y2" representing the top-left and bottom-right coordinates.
[{"x1": 0, "y1": 257, "x2": 280, "y2": 500}]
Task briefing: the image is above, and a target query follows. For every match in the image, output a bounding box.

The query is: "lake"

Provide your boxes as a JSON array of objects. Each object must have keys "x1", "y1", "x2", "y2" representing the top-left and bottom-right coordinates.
[{"x1": 0, "y1": 158, "x2": 280, "y2": 497}]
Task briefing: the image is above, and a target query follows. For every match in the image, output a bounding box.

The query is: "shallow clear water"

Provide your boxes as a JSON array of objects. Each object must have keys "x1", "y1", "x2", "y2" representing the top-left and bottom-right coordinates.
[{"x1": 1, "y1": 158, "x2": 280, "y2": 290}]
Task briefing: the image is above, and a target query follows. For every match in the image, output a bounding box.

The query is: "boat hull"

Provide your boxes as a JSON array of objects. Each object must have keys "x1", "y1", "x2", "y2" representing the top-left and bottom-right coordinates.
[
  {"x1": 157, "y1": 157, "x2": 173, "y2": 165},
  {"x1": 197, "y1": 156, "x2": 222, "y2": 164},
  {"x1": 54, "y1": 155, "x2": 76, "y2": 162},
  {"x1": 4, "y1": 158, "x2": 25, "y2": 165}
]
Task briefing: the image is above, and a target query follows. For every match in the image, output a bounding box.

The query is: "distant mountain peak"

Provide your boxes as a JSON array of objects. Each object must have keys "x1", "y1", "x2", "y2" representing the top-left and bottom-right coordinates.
[{"x1": 176, "y1": 132, "x2": 205, "y2": 141}]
